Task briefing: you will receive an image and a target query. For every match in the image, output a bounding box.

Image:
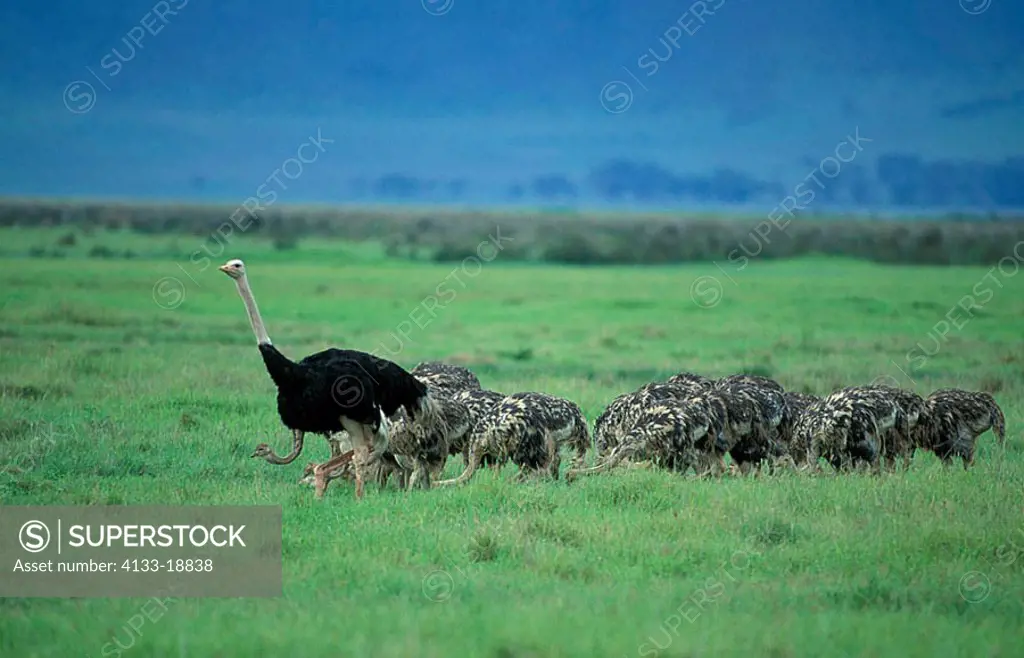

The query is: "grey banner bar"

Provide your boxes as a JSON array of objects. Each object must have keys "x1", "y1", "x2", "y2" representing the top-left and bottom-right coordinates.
[{"x1": 0, "y1": 505, "x2": 282, "y2": 598}]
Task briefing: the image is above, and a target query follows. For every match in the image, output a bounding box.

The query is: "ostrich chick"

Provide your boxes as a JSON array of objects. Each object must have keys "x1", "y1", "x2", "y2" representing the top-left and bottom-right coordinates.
[
  {"x1": 251, "y1": 430, "x2": 350, "y2": 465},
  {"x1": 913, "y1": 388, "x2": 1006, "y2": 469},
  {"x1": 863, "y1": 384, "x2": 925, "y2": 470},
  {"x1": 435, "y1": 392, "x2": 590, "y2": 486},
  {"x1": 800, "y1": 387, "x2": 907, "y2": 473},
  {"x1": 410, "y1": 361, "x2": 482, "y2": 396},
  {"x1": 593, "y1": 380, "x2": 709, "y2": 460},
  {"x1": 777, "y1": 391, "x2": 822, "y2": 462},
  {"x1": 566, "y1": 401, "x2": 718, "y2": 482},
  {"x1": 449, "y1": 388, "x2": 506, "y2": 467},
  {"x1": 387, "y1": 395, "x2": 472, "y2": 489}
]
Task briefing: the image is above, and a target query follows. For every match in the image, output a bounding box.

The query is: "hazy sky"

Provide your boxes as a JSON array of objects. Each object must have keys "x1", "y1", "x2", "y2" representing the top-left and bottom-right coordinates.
[{"x1": 1, "y1": 0, "x2": 1021, "y2": 207}]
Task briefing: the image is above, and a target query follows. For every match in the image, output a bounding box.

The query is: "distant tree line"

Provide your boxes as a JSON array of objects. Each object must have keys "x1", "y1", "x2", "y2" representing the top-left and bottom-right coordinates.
[{"x1": 1, "y1": 198, "x2": 1022, "y2": 268}]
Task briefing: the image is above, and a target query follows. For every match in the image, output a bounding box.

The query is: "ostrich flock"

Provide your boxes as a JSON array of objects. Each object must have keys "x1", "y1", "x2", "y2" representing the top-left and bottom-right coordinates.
[{"x1": 220, "y1": 258, "x2": 1008, "y2": 500}]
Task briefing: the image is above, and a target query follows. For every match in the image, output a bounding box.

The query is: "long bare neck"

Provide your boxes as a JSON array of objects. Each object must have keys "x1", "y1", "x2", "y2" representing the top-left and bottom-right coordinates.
[
  {"x1": 262, "y1": 431, "x2": 304, "y2": 464},
  {"x1": 234, "y1": 274, "x2": 271, "y2": 345}
]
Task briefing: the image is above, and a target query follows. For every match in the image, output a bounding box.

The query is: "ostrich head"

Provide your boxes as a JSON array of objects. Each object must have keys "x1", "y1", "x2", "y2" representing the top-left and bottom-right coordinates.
[
  {"x1": 218, "y1": 259, "x2": 246, "y2": 279},
  {"x1": 251, "y1": 443, "x2": 273, "y2": 459}
]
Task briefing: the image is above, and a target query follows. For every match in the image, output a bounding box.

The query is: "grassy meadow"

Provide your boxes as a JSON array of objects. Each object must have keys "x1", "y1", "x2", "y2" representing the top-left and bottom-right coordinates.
[{"x1": 1, "y1": 223, "x2": 1023, "y2": 657}]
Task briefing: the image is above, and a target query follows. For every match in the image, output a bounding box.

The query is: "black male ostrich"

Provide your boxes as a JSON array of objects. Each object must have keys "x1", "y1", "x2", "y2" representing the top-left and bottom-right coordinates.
[{"x1": 219, "y1": 258, "x2": 439, "y2": 499}]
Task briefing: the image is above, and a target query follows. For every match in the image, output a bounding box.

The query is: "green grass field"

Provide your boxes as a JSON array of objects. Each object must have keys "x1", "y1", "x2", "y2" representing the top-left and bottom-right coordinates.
[{"x1": 1, "y1": 227, "x2": 1022, "y2": 657}]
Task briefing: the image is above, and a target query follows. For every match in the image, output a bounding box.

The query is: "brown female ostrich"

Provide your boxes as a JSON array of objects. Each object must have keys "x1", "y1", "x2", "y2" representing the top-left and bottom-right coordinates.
[
  {"x1": 435, "y1": 392, "x2": 590, "y2": 486},
  {"x1": 218, "y1": 258, "x2": 439, "y2": 500}
]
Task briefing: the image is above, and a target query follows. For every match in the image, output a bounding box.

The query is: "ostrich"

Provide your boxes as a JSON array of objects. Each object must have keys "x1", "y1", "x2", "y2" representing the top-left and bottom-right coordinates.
[
  {"x1": 833, "y1": 386, "x2": 913, "y2": 471},
  {"x1": 449, "y1": 388, "x2": 506, "y2": 466},
  {"x1": 799, "y1": 387, "x2": 907, "y2": 473},
  {"x1": 665, "y1": 371, "x2": 714, "y2": 389},
  {"x1": 566, "y1": 401, "x2": 719, "y2": 482},
  {"x1": 863, "y1": 384, "x2": 925, "y2": 470},
  {"x1": 783, "y1": 391, "x2": 821, "y2": 414},
  {"x1": 435, "y1": 392, "x2": 589, "y2": 486},
  {"x1": 593, "y1": 380, "x2": 709, "y2": 460},
  {"x1": 913, "y1": 388, "x2": 1006, "y2": 469},
  {"x1": 299, "y1": 451, "x2": 408, "y2": 491},
  {"x1": 778, "y1": 391, "x2": 822, "y2": 463},
  {"x1": 218, "y1": 258, "x2": 439, "y2": 500},
  {"x1": 250, "y1": 430, "x2": 349, "y2": 465},
  {"x1": 707, "y1": 378, "x2": 789, "y2": 474},
  {"x1": 385, "y1": 394, "x2": 472, "y2": 489},
  {"x1": 410, "y1": 361, "x2": 482, "y2": 395},
  {"x1": 716, "y1": 373, "x2": 785, "y2": 393},
  {"x1": 682, "y1": 386, "x2": 778, "y2": 475}
]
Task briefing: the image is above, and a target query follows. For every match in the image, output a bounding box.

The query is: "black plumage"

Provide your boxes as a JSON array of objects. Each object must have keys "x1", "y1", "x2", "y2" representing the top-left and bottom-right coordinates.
[{"x1": 259, "y1": 344, "x2": 429, "y2": 436}]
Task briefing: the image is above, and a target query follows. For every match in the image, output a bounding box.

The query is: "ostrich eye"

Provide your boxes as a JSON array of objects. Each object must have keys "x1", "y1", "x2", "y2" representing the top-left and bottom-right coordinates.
[{"x1": 233, "y1": 264, "x2": 241, "y2": 268}]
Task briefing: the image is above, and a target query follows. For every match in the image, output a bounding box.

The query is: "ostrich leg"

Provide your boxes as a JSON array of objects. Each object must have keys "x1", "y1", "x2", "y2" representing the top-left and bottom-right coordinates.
[
  {"x1": 326, "y1": 432, "x2": 341, "y2": 458},
  {"x1": 313, "y1": 450, "x2": 355, "y2": 498},
  {"x1": 329, "y1": 417, "x2": 384, "y2": 500},
  {"x1": 327, "y1": 430, "x2": 354, "y2": 458}
]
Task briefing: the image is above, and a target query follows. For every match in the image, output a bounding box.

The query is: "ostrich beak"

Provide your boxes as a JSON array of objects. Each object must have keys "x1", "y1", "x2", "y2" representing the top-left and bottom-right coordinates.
[{"x1": 218, "y1": 264, "x2": 231, "y2": 274}]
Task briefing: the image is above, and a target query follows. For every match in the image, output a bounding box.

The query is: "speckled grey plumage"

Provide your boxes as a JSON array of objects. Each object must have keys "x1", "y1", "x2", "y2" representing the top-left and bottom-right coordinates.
[
  {"x1": 436, "y1": 391, "x2": 589, "y2": 486},
  {"x1": 568, "y1": 400, "x2": 719, "y2": 481},
  {"x1": 796, "y1": 387, "x2": 907, "y2": 471},
  {"x1": 410, "y1": 361, "x2": 482, "y2": 396},
  {"x1": 913, "y1": 388, "x2": 1005, "y2": 469},
  {"x1": 387, "y1": 394, "x2": 473, "y2": 488},
  {"x1": 450, "y1": 387, "x2": 507, "y2": 465}
]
